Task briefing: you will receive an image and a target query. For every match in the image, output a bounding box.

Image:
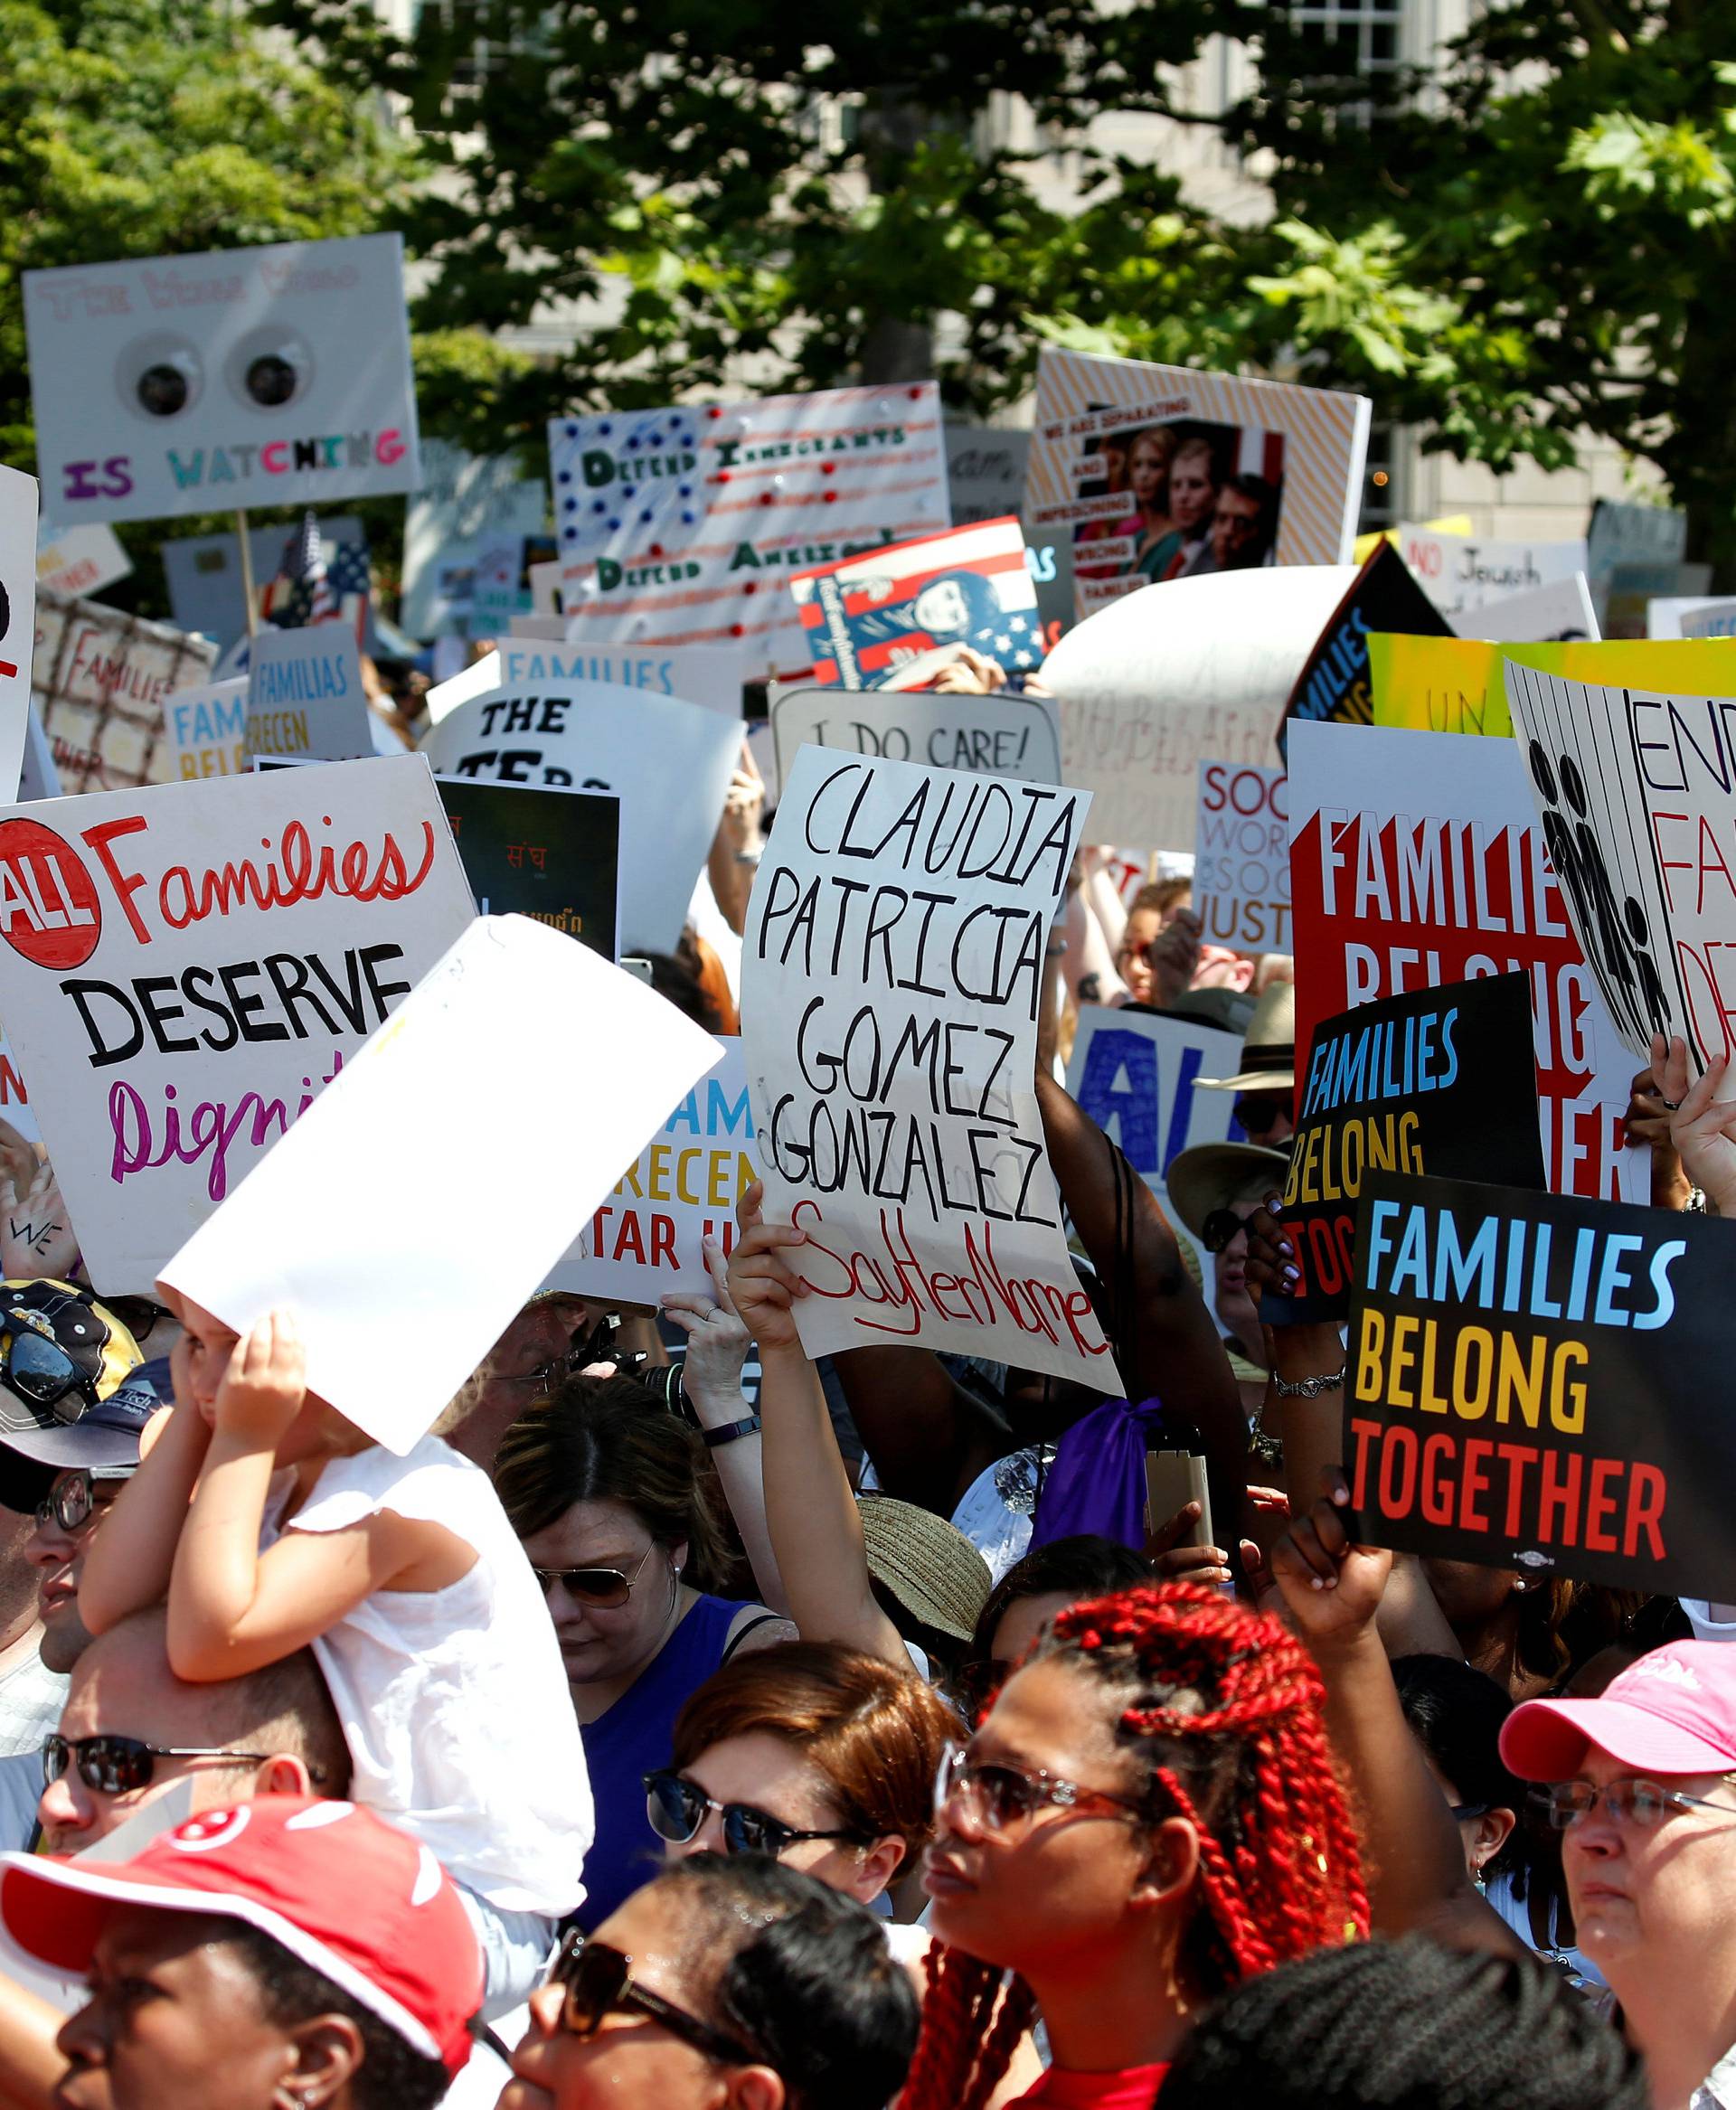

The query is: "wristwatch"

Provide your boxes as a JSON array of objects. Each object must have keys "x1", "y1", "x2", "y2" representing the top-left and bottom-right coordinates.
[{"x1": 702, "y1": 1413, "x2": 762, "y2": 1448}]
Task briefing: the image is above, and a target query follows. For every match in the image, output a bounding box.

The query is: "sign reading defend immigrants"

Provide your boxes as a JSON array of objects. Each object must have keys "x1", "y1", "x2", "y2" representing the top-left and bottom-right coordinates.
[
  {"x1": 1346, "y1": 1172, "x2": 1736, "y2": 1597},
  {"x1": 742, "y1": 747, "x2": 1122, "y2": 1389},
  {"x1": 0, "y1": 754, "x2": 475, "y2": 1288}
]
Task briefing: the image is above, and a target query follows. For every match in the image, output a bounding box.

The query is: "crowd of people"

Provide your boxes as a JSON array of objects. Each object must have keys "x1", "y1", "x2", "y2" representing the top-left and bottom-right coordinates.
[{"x1": 0, "y1": 616, "x2": 1732, "y2": 2110}]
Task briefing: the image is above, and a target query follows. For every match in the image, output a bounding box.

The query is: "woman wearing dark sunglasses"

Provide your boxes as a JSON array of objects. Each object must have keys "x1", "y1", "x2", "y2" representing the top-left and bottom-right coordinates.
[{"x1": 503, "y1": 1853, "x2": 918, "y2": 2110}]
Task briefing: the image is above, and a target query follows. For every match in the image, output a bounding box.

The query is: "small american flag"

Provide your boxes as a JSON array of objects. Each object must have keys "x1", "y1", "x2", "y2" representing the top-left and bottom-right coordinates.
[{"x1": 288, "y1": 511, "x2": 336, "y2": 625}]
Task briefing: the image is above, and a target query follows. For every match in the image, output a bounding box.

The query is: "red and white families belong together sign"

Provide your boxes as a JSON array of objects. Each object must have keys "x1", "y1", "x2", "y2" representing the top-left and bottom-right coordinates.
[{"x1": 0, "y1": 754, "x2": 475, "y2": 1286}]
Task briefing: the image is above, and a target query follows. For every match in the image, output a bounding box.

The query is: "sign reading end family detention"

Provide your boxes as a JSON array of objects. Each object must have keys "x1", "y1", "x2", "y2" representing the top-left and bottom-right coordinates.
[
  {"x1": 741, "y1": 746, "x2": 1121, "y2": 1390},
  {"x1": 1346, "y1": 1172, "x2": 1736, "y2": 1597}
]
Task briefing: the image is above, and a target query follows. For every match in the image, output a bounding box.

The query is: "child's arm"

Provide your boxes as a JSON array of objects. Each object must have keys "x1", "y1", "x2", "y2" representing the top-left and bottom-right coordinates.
[
  {"x1": 166, "y1": 1313, "x2": 473, "y2": 1681},
  {"x1": 79, "y1": 1336, "x2": 212, "y2": 1635}
]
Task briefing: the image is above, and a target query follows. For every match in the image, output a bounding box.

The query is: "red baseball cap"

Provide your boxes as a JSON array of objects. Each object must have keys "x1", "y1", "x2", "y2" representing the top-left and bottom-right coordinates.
[
  {"x1": 1502, "y1": 1641, "x2": 1736, "y2": 1783},
  {"x1": 0, "y1": 1795, "x2": 483, "y2": 2076}
]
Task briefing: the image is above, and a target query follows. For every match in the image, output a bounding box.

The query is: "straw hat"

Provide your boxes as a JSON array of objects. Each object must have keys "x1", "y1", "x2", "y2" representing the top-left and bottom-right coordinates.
[
  {"x1": 1165, "y1": 1142, "x2": 1290, "y2": 1246},
  {"x1": 1195, "y1": 980, "x2": 1295, "y2": 1096},
  {"x1": 859, "y1": 1495, "x2": 992, "y2": 1643}
]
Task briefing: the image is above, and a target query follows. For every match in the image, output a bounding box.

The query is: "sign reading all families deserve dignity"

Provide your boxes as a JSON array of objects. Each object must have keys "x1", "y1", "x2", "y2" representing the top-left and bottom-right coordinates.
[
  {"x1": 1041, "y1": 569, "x2": 1340, "y2": 850},
  {"x1": 1269, "y1": 975, "x2": 1545, "y2": 1323},
  {"x1": 1193, "y1": 762, "x2": 1288, "y2": 951},
  {"x1": 420, "y1": 681, "x2": 739, "y2": 953},
  {"x1": 1344, "y1": 1171, "x2": 1736, "y2": 1597},
  {"x1": 549, "y1": 383, "x2": 948, "y2": 668},
  {"x1": 1026, "y1": 348, "x2": 1371, "y2": 622},
  {"x1": 436, "y1": 778, "x2": 619, "y2": 959},
  {"x1": 1502, "y1": 659, "x2": 1736, "y2": 1071},
  {"x1": 553, "y1": 1037, "x2": 758, "y2": 1299},
  {"x1": 0, "y1": 753, "x2": 475, "y2": 1288},
  {"x1": 741, "y1": 747, "x2": 1122, "y2": 1389},
  {"x1": 246, "y1": 626, "x2": 373, "y2": 762},
  {"x1": 23, "y1": 235, "x2": 420, "y2": 526},
  {"x1": 1064, "y1": 1008, "x2": 1242, "y2": 1227},
  {"x1": 1373, "y1": 636, "x2": 1736, "y2": 742},
  {"x1": 769, "y1": 687, "x2": 1062, "y2": 789},
  {"x1": 0, "y1": 467, "x2": 40, "y2": 805},
  {"x1": 1288, "y1": 721, "x2": 1646, "y2": 1205},
  {"x1": 788, "y1": 517, "x2": 1042, "y2": 690},
  {"x1": 160, "y1": 917, "x2": 722, "y2": 1454},
  {"x1": 1279, "y1": 542, "x2": 1454, "y2": 749}
]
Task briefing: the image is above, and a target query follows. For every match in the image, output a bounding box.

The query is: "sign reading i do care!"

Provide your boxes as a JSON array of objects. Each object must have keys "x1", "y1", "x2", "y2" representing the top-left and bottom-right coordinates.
[
  {"x1": 1346, "y1": 1172, "x2": 1736, "y2": 1597},
  {"x1": 742, "y1": 748, "x2": 1121, "y2": 1389},
  {"x1": 0, "y1": 754, "x2": 475, "y2": 1288}
]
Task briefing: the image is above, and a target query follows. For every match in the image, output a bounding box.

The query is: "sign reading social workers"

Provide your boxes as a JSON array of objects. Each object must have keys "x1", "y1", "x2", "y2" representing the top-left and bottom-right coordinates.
[{"x1": 22, "y1": 235, "x2": 420, "y2": 525}]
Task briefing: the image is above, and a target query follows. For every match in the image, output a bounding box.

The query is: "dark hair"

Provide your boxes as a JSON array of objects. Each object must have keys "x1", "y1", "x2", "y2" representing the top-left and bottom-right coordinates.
[
  {"x1": 1392, "y1": 1654, "x2": 1524, "y2": 1879},
  {"x1": 650, "y1": 1853, "x2": 919, "y2": 2110},
  {"x1": 969, "y1": 1534, "x2": 1149, "y2": 1662},
  {"x1": 1162, "y1": 1934, "x2": 1646, "y2": 2110},
  {"x1": 642, "y1": 947, "x2": 723, "y2": 1033},
  {"x1": 221, "y1": 1924, "x2": 448, "y2": 2110},
  {"x1": 495, "y1": 1373, "x2": 731, "y2": 1589}
]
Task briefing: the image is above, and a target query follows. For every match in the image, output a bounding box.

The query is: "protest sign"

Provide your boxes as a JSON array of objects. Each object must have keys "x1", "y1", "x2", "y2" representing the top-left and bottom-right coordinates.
[
  {"x1": 1461, "y1": 573, "x2": 1599, "y2": 644},
  {"x1": 1279, "y1": 542, "x2": 1455, "y2": 751},
  {"x1": 770, "y1": 686, "x2": 1061, "y2": 788},
  {"x1": 552, "y1": 1037, "x2": 757, "y2": 1298},
  {"x1": 1649, "y1": 598, "x2": 1736, "y2": 641},
  {"x1": 493, "y1": 640, "x2": 745, "y2": 721},
  {"x1": 741, "y1": 747, "x2": 1119, "y2": 1389},
  {"x1": 1288, "y1": 720, "x2": 1645, "y2": 1204},
  {"x1": 549, "y1": 383, "x2": 948, "y2": 668},
  {"x1": 420, "y1": 682, "x2": 739, "y2": 952},
  {"x1": 1587, "y1": 498, "x2": 1688, "y2": 617},
  {"x1": 1501, "y1": 657, "x2": 1736, "y2": 1070},
  {"x1": 24, "y1": 235, "x2": 420, "y2": 525},
  {"x1": 33, "y1": 593, "x2": 216, "y2": 795},
  {"x1": 0, "y1": 752, "x2": 475, "y2": 1287},
  {"x1": 17, "y1": 711, "x2": 61, "y2": 805},
  {"x1": 1042, "y1": 568, "x2": 1339, "y2": 849},
  {"x1": 245, "y1": 626, "x2": 372, "y2": 762},
  {"x1": 1605, "y1": 563, "x2": 1712, "y2": 640},
  {"x1": 788, "y1": 517, "x2": 1042, "y2": 691},
  {"x1": 1269, "y1": 975, "x2": 1544, "y2": 1322},
  {"x1": 1027, "y1": 348, "x2": 1371, "y2": 621},
  {"x1": 947, "y1": 429, "x2": 1030, "y2": 524},
  {"x1": 1065, "y1": 1008, "x2": 1243, "y2": 1229},
  {"x1": 0, "y1": 467, "x2": 41, "y2": 805},
  {"x1": 159, "y1": 678, "x2": 248, "y2": 782},
  {"x1": 1372, "y1": 635, "x2": 1736, "y2": 741},
  {"x1": 36, "y1": 522, "x2": 131, "y2": 603},
  {"x1": 1193, "y1": 762, "x2": 1289, "y2": 951},
  {"x1": 436, "y1": 778, "x2": 618, "y2": 959},
  {"x1": 161, "y1": 518, "x2": 370, "y2": 657},
  {"x1": 1398, "y1": 526, "x2": 1588, "y2": 621},
  {"x1": 401, "y1": 440, "x2": 549, "y2": 640},
  {"x1": 1344, "y1": 1170, "x2": 1736, "y2": 1597},
  {"x1": 159, "y1": 916, "x2": 720, "y2": 1453}
]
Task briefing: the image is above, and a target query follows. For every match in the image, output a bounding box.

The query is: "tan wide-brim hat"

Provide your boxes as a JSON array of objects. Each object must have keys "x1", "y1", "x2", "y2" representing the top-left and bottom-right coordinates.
[
  {"x1": 1196, "y1": 980, "x2": 1295, "y2": 1096},
  {"x1": 860, "y1": 1495, "x2": 992, "y2": 1643},
  {"x1": 1165, "y1": 1143, "x2": 1291, "y2": 1244}
]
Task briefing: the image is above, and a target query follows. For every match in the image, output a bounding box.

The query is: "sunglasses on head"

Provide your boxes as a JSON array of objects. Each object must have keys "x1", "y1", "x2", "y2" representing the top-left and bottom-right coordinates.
[
  {"x1": 43, "y1": 1733, "x2": 278, "y2": 1796},
  {"x1": 531, "y1": 1540, "x2": 663, "y2": 1607},
  {"x1": 546, "y1": 1932, "x2": 761, "y2": 2067},
  {"x1": 2, "y1": 1322, "x2": 100, "y2": 1423},
  {"x1": 33, "y1": 1466, "x2": 130, "y2": 1536},
  {"x1": 644, "y1": 1769, "x2": 867, "y2": 1860},
  {"x1": 1200, "y1": 1206, "x2": 1259, "y2": 1256}
]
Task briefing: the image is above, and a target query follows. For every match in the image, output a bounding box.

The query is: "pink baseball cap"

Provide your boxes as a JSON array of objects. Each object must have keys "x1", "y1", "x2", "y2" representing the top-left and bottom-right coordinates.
[
  {"x1": 1501, "y1": 1641, "x2": 1736, "y2": 1782},
  {"x1": 0, "y1": 1795, "x2": 483, "y2": 2077}
]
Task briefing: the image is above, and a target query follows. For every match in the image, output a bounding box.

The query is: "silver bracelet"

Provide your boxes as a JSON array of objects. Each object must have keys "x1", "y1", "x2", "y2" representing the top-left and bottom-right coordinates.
[
  {"x1": 1685, "y1": 1185, "x2": 1710, "y2": 1214},
  {"x1": 1273, "y1": 1366, "x2": 1346, "y2": 1399}
]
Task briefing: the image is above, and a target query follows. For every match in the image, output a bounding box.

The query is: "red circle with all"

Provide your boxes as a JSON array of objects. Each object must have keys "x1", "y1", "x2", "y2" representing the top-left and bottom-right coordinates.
[{"x1": 0, "y1": 819, "x2": 102, "y2": 969}]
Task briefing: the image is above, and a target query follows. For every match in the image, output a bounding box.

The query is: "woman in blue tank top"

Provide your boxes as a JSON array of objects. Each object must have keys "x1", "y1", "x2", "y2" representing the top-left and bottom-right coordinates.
[{"x1": 496, "y1": 1374, "x2": 791, "y2": 1927}]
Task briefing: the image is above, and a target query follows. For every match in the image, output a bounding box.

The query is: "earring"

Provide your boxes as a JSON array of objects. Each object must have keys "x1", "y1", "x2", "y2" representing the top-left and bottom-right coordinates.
[{"x1": 1513, "y1": 1579, "x2": 1527, "y2": 1594}]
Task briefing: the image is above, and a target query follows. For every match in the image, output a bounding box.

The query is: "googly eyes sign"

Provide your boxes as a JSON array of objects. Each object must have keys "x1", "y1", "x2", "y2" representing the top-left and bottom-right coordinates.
[
  {"x1": 0, "y1": 466, "x2": 42, "y2": 805},
  {"x1": 22, "y1": 235, "x2": 420, "y2": 527}
]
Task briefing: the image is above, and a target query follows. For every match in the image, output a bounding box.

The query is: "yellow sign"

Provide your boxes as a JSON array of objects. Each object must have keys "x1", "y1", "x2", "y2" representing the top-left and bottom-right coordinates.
[{"x1": 1371, "y1": 636, "x2": 1736, "y2": 739}]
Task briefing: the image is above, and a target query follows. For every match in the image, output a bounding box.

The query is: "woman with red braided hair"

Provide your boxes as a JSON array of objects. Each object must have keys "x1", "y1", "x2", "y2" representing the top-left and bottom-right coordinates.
[{"x1": 908, "y1": 1579, "x2": 1369, "y2": 2110}]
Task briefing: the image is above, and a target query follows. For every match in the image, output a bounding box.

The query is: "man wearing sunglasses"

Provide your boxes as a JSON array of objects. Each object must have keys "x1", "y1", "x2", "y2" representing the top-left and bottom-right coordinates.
[
  {"x1": 504, "y1": 1852, "x2": 917, "y2": 2110},
  {"x1": 1165, "y1": 1141, "x2": 1292, "y2": 1415}
]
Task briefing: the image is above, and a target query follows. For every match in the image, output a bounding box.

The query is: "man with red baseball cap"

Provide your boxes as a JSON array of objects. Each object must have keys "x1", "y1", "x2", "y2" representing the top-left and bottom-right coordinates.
[
  {"x1": 0, "y1": 1793, "x2": 484, "y2": 2110},
  {"x1": 1502, "y1": 1640, "x2": 1736, "y2": 2110}
]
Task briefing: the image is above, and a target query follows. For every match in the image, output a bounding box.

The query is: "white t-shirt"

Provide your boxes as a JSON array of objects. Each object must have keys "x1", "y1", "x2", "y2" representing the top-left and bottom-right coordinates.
[{"x1": 265, "y1": 1435, "x2": 592, "y2": 1916}]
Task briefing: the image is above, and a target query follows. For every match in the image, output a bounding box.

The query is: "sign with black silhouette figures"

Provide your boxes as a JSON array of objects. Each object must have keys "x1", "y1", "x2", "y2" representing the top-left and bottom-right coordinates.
[
  {"x1": 1288, "y1": 721, "x2": 1646, "y2": 1207},
  {"x1": 1346, "y1": 1171, "x2": 1736, "y2": 1597},
  {"x1": 741, "y1": 748, "x2": 1123, "y2": 1390},
  {"x1": 1268, "y1": 974, "x2": 1546, "y2": 1324},
  {"x1": 0, "y1": 753, "x2": 475, "y2": 1289},
  {"x1": 1503, "y1": 660, "x2": 1736, "y2": 1076}
]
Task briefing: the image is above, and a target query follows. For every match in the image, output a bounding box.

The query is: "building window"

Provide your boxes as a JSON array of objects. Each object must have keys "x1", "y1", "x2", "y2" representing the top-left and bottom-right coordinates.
[{"x1": 1289, "y1": 0, "x2": 1403, "y2": 79}]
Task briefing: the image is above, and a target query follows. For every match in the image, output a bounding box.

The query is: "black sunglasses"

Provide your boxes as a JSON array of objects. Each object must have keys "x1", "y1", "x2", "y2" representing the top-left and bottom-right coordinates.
[
  {"x1": 547, "y1": 1932, "x2": 761, "y2": 2067},
  {"x1": 1200, "y1": 1205, "x2": 1259, "y2": 1255},
  {"x1": 644, "y1": 1769, "x2": 867, "y2": 1860},
  {"x1": 44, "y1": 1733, "x2": 280, "y2": 1795},
  {"x1": 33, "y1": 1467, "x2": 131, "y2": 1535},
  {"x1": 1233, "y1": 1095, "x2": 1286, "y2": 1137},
  {"x1": 3, "y1": 1329, "x2": 99, "y2": 1422}
]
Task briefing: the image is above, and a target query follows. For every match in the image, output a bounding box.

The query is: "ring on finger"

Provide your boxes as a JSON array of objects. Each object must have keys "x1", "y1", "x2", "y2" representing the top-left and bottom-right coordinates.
[{"x1": 1661, "y1": 1097, "x2": 1682, "y2": 1111}]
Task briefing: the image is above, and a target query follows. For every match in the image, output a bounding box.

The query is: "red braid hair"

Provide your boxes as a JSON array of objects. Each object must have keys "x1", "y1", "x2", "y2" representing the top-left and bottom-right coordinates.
[{"x1": 901, "y1": 1581, "x2": 1368, "y2": 2110}]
